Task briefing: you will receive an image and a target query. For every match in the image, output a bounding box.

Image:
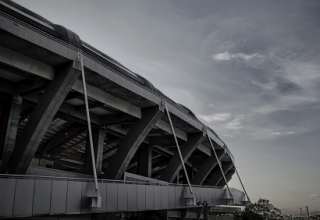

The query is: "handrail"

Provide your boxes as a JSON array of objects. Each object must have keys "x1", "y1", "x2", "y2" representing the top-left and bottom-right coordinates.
[{"x1": 0, "y1": 174, "x2": 223, "y2": 189}]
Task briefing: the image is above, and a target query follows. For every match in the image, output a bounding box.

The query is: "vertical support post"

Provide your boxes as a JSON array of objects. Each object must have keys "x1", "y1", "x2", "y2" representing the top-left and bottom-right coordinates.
[
  {"x1": 86, "y1": 128, "x2": 106, "y2": 174},
  {"x1": 137, "y1": 144, "x2": 152, "y2": 177},
  {"x1": 1, "y1": 95, "x2": 22, "y2": 172},
  {"x1": 94, "y1": 129, "x2": 106, "y2": 175}
]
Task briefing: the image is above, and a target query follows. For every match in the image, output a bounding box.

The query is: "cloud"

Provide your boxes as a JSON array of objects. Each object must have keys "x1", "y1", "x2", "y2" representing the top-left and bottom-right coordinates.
[
  {"x1": 212, "y1": 51, "x2": 264, "y2": 62},
  {"x1": 199, "y1": 113, "x2": 231, "y2": 123},
  {"x1": 271, "y1": 130, "x2": 296, "y2": 136},
  {"x1": 250, "y1": 76, "x2": 302, "y2": 95},
  {"x1": 310, "y1": 193, "x2": 320, "y2": 200},
  {"x1": 225, "y1": 115, "x2": 244, "y2": 130}
]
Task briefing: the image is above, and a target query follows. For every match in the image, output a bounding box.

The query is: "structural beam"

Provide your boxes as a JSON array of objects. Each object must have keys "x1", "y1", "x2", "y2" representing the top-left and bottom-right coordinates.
[
  {"x1": 215, "y1": 162, "x2": 234, "y2": 186},
  {"x1": 206, "y1": 162, "x2": 233, "y2": 186},
  {"x1": 101, "y1": 113, "x2": 136, "y2": 125},
  {"x1": 0, "y1": 95, "x2": 22, "y2": 172},
  {"x1": 57, "y1": 105, "x2": 201, "y2": 160},
  {"x1": 156, "y1": 120, "x2": 187, "y2": 141},
  {"x1": 0, "y1": 45, "x2": 214, "y2": 157},
  {"x1": 148, "y1": 135, "x2": 174, "y2": 146},
  {"x1": 153, "y1": 145, "x2": 174, "y2": 157},
  {"x1": 27, "y1": 165, "x2": 91, "y2": 178},
  {"x1": 72, "y1": 80, "x2": 141, "y2": 118},
  {"x1": 137, "y1": 144, "x2": 152, "y2": 177},
  {"x1": 9, "y1": 61, "x2": 80, "y2": 173},
  {"x1": 103, "y1": 148, "x2": 118, "y2": 160},
  {"x1": 159, "y1": 132, "x2": 205, "y2": 182},
  {"x1": 92, "y1": 128, "x2": 106, "y2": 174},
  {"x1": 58, "y1": 104, "x2": 102, "y2": 125},
  {"x1": 0, "y1": 46, "x2": 55, "y2": 80},
  {"x1": 85, "y1": 128, "x2": 106, "y2": 174},
  {"x1": 0, "y1": 27, "x2": 226, "y2": 149},
  {"x1": 191, "y1": 150, "x2": 224, "y2": 185},
  {"x1": 105, "y1": 106, "x2": 163, "y2": 179},
  {"x1": 217, "y1": 167, "x2": 235, "y2": 187},
  {"x1": 0, "y1": 78, "x2": 15, "y2": 95},
  {"x1": 41, "y1": 122, "x2": 84, "y2": 155}
]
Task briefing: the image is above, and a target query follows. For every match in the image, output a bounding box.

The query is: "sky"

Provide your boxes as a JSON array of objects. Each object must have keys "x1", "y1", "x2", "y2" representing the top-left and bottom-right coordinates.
[{"x1": 15, "y1": 0, "x2": 320, "y2": 212}]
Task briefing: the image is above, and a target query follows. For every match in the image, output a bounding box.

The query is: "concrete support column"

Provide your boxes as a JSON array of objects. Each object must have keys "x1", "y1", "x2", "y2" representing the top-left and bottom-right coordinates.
[
  {"x1": 191, "y1": 150, "x2": 224, "y2": 185},
  {"x1": 137, "y1": 144, "x2": 152, "y2": 177},
  {"x1": 217, "y1": 167, "x2": 235, "y2": 186},
  {"x1": 93, "y1": 128, "x2": 106, "y2": 174},
  {"x1": 1, "y1": 95, "x2": 22, "y2": 172},
  {"x1": 85, "y1": 128, "x2": 106, "y2": 174},
  {"x1": 159, "y1": 132, "x2": 205, "y2": 182},
  {"x1": 9, "y1": 60, "x2": 81, "y2": 173},
  {"x1": 207, "y1": 162, "x2": 233, "y2": 186},
  {"x1": 106, "y1": 106, "x2": 163, "y2": 179}
]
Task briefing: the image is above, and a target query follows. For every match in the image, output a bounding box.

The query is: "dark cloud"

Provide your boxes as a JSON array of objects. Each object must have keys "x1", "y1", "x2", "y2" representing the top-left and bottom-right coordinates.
[
  {"x1": 274, "y1": 76, "x2": 302, "y2": 95},
  {"x1": 15, "y1": 0, "x2": 320, "y2": 210}
]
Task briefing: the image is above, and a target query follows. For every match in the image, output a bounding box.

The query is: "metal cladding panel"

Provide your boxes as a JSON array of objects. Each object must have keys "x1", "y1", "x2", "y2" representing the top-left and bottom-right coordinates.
[
  {"x1": 145, "y1": 184, "x2": 155, "y2": 210},
  {"x1": 51, "y1": 180, "x2": 68, "y2": 214},
  {"x1": 168, "y1": 186, "x2": 176, "y2": 209},
  {"x1": 211, "y1": 188, "x2": 225, "y2": 205},
  {"x1": 0, "y1": 176, "x2": 244, "y2": 217},
  {"x1": 154, "y1": 185, "x2": 160, "y2": 209},
  {"x1": 127, "y1": 184, "x2": 137, "y2": 211},
  {"x1": 33, "y1": 179, "x2": 51, "y2": 215},
  {"x1": 201, "y1": 187, "x2": 212, "y2": 203},
  {"x1": 106, "y1": 183, "x2": 118, "y2": 211},
  {"x1": 175, "y1": 186, "x2": 184, "y2": 208},
  {"x1": 99, "y1": 182, "x2": 107, "y2": 211},
  {"x1": 160, "y1": 185, "x2": 168, "y2": 210},
  {"x1": 13, "y1": 178, "x2": 34, "y2": 217},
  {"x1": 0, "y1": 178, "x2": 15, "y2": 217},
  {"x1": 117, "y1": 183, "x2": 127, "y2": 211},
  {"x1": 195, "y1": 188, "x2": 202, "y2": 202},
  {"x1": 66, "y1": 180, "x2": 82, "y2": 214},
  {"x1": 230, "y1": 188, "x2": 245, "y2": 204},
  {"x1": 199, "y1": 187, "x2": 209, "y2": 202},
  {"x1": 80, "y1": 181, "x2": 90, "y2": 213},
  {"x1": 137, "y1": 184, "x2": 146, "y2": 210},
  {"x1": 207, "y1": 188, "x2": 215, "y2": 202}
]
